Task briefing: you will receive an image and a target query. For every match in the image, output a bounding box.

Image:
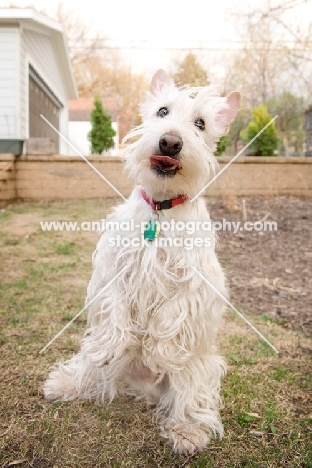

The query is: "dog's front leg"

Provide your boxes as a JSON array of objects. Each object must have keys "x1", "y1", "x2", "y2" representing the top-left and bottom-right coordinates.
[
  {"x1": 141, "y1": 295, "x2": 226, "y2": 454},
  {"x1": 159, "y1": 353, "x2": 226, "y2": 455},
  {"x1": 143, "y1": 334, "x2": 226, "y2": 456}
]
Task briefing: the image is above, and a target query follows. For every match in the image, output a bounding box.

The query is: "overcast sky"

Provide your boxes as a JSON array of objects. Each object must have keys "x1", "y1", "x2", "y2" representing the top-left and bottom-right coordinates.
[
  {"x1": 0, "y1": 0, "x2": 240, "y2": 76},
  {"x1": 1, "y1": 0, "x2": 312, "y2": 78},
  {"x1": 3, "y1": 0, "x2": 233, "y2": 41}
]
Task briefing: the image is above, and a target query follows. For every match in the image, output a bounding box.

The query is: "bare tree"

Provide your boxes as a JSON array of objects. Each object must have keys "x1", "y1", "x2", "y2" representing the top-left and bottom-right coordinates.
[
  {"x1": 51, "y1": 3, "x2": 109, "y2": 66},
  {"x1": 41, "y1": 3, "x2": 148, "y2": 141},
  {"x1": 223, "y1": 21, "x2": 291, "y2": 108},
  {"x1": 226, "y1": 0, "x2": 312, "y2": 103},
  {"x1": 74, "y1": 56, "x2": 148, "y2": 139}
]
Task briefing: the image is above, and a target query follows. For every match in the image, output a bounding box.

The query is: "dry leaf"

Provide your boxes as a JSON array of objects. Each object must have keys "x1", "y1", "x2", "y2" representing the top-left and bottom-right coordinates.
[
  {"x1": 246, "y1": 412, "x2": 261, "y2": 418},
  {"x1": 7, "y1": 461, "x2": 28, "y2": 467}
]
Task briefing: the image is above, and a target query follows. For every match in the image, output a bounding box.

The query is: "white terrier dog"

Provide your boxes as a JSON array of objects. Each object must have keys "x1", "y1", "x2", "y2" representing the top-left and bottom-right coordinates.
[{"x1": 44, "y1": 70, "x2": 240, "y2": 455}]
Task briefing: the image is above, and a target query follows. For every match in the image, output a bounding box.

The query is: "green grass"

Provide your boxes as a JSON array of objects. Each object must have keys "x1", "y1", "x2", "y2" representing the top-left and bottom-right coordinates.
[
  {"x1": 52, "y1": 240, "x2": 76, "y2": 255},
  {"x1": 0, "y1": 199, "x2": 311, "y2": 468}
]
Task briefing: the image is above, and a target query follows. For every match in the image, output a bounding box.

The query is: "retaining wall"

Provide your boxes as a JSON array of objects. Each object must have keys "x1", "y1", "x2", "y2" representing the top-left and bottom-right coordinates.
[{"x1": 0, "y1": 154, "x2": 311, "y2": 203}]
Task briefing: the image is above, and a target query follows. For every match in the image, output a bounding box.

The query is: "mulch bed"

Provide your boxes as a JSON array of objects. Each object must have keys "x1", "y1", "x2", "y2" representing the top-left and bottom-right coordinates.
[{"x1": 207, "y1": 196, "x2": 312, "y2": 336}]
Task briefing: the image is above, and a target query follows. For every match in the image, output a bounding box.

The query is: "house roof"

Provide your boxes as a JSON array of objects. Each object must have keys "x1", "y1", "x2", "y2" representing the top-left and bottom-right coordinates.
[
  {"x1": 0, "y1": 8, "x2": 78, "y2": 99},
  {"x1": 68, "y1": 98, "x2": 119, "y2": 122}
]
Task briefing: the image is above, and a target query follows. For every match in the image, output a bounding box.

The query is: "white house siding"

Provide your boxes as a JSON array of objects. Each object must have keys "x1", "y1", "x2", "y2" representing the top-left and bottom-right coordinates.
[
  {"x1": 68, "y1": 121, "x2": 119, "y2": 156},
  {"x1": 0, "y1": 27, "x2": 19, "y2": 138},
  {"x1": 59, "y1": 107, "x2": 69, "y2": 155},
  {"x1": 19, "y1": 38, "x2": 28, "y2": 140},
  {"x1": 20, "y1": 28, "x2": 69, "y2": 152},
  {"x1": 68, "y1": 121, "x2": 91, "y2": 155}
]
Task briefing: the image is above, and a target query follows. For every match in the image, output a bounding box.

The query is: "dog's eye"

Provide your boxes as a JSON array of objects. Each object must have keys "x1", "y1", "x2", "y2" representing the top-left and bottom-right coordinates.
[
  {"x1": 157, "y1": 107, "x2": 169, "y2": 118},
  {"x1": 194, "y1": 118, "x2": 205, "y2": 131}
]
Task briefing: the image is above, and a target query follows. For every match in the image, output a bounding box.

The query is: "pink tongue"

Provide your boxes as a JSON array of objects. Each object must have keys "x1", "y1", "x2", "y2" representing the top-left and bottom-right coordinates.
[{"x1": 150, "y1": 155, "x2": 181, "y2": 170}]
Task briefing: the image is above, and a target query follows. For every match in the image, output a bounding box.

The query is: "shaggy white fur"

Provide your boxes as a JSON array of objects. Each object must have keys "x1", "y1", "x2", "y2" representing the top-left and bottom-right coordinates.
[{"x1": 43, "y1": 70, "x2": 240, "y2": 455}]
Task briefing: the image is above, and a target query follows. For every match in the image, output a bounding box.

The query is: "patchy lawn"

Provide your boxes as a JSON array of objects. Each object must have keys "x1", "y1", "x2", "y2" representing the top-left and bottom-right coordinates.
[{"x1": 0, "y1": 198, "x2": 311, "y2": 468}]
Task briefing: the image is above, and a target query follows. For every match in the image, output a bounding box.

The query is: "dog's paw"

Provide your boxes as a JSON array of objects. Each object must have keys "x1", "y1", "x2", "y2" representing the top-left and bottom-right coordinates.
[
  {"x1": 163, "y1": 423, "x2": 210, "y2": 455},
  {"x1": 43, "y1": 367, "x2": 77, "y2": 401}
]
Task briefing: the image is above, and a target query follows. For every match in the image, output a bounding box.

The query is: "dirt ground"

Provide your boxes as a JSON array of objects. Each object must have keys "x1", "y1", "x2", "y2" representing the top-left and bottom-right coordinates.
[{"x1": 207, "y1": 195, "x2": 312, "y2": 336}]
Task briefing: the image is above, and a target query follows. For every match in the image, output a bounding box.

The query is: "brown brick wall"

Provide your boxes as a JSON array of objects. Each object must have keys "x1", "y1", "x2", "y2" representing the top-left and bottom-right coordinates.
[
  {"x1": 0, "y1": 154, "x2": 311, "y2": 202},
  {"x1": 210, "y1": 157, "x2": 312, "y2": 197},
  {"x1": 0, "y1": 154, "x2": 16, "y2": 203}
]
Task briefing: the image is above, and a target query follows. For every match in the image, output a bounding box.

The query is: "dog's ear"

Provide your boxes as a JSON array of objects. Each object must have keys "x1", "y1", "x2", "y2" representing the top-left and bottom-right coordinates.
[
  {"x1": 216, "y1": 92, "x2": 241, "y2": 134},
  {"x1": 150, "y1": 69, "x2": 172, "y2": 95}
]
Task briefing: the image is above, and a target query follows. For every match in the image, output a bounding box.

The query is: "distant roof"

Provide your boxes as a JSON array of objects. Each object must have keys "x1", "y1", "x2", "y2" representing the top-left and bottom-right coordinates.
[
  {"x1": 68, "y1": 98, "x2": 118, "y2": 122},
  {"x1": 0, "y1": 8, "x2": 78, "y2": 99}
]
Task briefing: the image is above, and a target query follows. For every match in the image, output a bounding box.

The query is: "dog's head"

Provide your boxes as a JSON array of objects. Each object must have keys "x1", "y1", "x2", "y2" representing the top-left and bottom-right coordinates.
[{"x1": 124, "y1": 69, "x2": 240, "y2": 200}]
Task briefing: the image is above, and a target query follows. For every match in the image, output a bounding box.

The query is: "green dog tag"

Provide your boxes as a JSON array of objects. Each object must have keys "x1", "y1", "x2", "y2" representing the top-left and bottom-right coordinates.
[{"x1": 144, "y1": 219, "x2": 161, "y2": 241}]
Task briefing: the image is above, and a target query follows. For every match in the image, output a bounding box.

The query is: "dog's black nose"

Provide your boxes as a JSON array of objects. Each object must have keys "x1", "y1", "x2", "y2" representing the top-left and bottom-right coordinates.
[{"x1": 159, "y1": 132, "x2": 183, "y2": 156}]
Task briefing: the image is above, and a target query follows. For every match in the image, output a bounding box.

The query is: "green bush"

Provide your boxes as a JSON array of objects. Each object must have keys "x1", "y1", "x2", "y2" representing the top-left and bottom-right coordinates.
[
  {"x1": 88, "y1": 96, "x2": 116, "y2": 154},
  {"x1": 215, "y1": 135, "x2": 228, "y2": 156},
  {"x1": 240, "y1": 104, "x2": 278, "y2": 156}
]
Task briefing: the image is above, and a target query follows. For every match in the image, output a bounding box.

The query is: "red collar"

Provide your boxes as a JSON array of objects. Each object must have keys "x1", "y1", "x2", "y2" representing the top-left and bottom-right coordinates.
[{"x1": 140, "y1": 187, "x2": 188, "y2": 211}]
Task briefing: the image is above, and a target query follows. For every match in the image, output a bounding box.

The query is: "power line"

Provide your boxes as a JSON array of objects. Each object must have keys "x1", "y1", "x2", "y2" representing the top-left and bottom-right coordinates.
[
  {"x1": 67, "y1": 38, "x2": 312, "y2": 45},
  {"x1": 68, "y1": 45, "x2": 312, "y2": 52}
]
